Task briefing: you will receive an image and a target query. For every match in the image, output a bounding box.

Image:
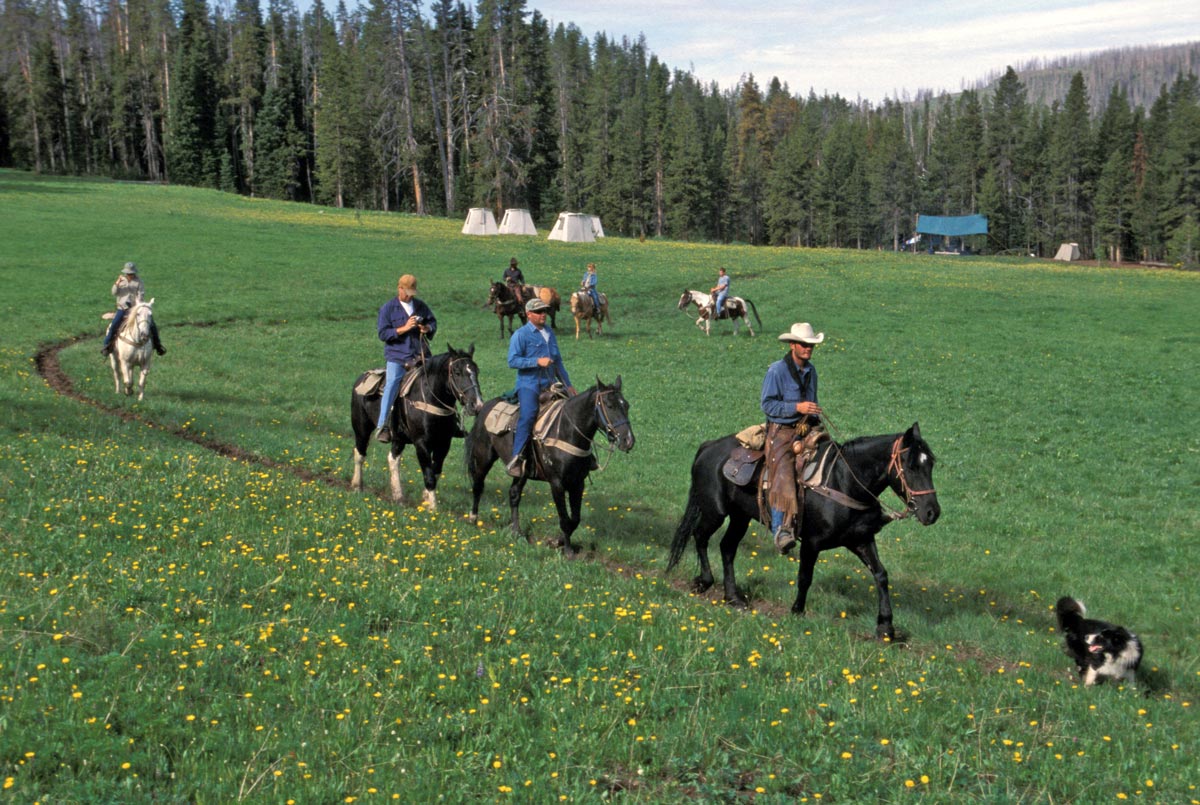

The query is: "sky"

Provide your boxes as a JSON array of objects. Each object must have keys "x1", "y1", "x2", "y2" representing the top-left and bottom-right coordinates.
[{"x1": 524, "y1": 0, "x2": 1200, "y2": 103}]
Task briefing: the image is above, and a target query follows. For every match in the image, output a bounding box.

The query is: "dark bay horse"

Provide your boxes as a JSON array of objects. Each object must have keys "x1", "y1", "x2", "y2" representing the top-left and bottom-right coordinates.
[
  {"x1": 350, "y1": 346, "x2": 484, "y2": 510},
  {"x1": 667, "y1": 423, "x2": 940, "y2": 639},
  {"x1": 486, "y1": 281, "x2": 526, "y2": 338},
  {"x1": 465, "y1": 378, "x2": 635, "y2": 555}
]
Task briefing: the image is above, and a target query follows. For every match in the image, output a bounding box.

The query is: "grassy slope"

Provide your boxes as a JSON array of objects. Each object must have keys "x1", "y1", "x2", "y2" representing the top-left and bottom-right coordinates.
[{"x1": 1, "y1": 170, "x2": 1197, "y2": 802}]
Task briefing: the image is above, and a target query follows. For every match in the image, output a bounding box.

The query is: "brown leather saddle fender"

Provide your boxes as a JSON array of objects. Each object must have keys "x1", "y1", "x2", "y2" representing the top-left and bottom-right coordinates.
[{"x1": 722, "y1": 446, "x2": 763, "y2": 487}]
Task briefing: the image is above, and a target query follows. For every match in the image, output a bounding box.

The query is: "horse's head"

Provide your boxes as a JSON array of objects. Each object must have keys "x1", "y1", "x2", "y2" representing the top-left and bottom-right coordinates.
[
  {"x1": 486, "y1": 282, "x2": 503, "y2": 305},
  {"x1": 677, "y1": 291, "x2": 692, "y2": 311},
  {"x1": 889, "y1": 422, "x2": 940, "y2": 525},
  {"x1": 593, "y1": 375, "x2": 634, "y2": 453},
  {"x1": 445, "y1": 343, "x2": 484, "y2": 416}
]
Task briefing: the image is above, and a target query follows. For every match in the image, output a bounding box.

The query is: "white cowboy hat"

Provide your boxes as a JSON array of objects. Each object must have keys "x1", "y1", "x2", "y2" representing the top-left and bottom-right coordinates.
[
  {"x1": 778, "y1": 322, "x2": 825, "y2": 344},
  {"x1": 122, "y1": 262, "x2": 138, "y2": 275}
]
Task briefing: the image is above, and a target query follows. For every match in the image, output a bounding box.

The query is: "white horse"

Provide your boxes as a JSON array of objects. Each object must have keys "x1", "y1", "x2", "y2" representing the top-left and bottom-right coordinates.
[
  {"x1": 108, "y1": 298, "x2": 156, "y2": 400},
  {"x1": 677, "y1": 289, "x2": 762, "y2": 336}
]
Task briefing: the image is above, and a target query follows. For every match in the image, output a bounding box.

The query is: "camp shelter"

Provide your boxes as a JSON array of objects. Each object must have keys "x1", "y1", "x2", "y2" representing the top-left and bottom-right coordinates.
[
  {"x1": 547, "y1": 212, "x2": 595, "y2": 243},
  {"x1": 590, "y1": 215, "x2": 605, "y2": 238},
  {"x1": 915, "y1": 213, "x2": 987, "y2": 253},
  {"x1": 499, "y1": 208, "x2": 537, "y2": 235},
  {"x1": 1053, "y1": 242, "x2": 1081, "y2": 261},
  {"x1": 462, "y1": 207, "x2": 498, "y2": 236}
]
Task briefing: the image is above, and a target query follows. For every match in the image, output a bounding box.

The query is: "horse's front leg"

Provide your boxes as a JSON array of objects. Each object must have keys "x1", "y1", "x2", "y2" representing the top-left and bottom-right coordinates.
[
  {"x1": 508, "y1": 476, "x2": 531, "y2": 541},
  {"x1": 386, "y1": 446, "x2": 406, "y2": 504},
  {"x1": 351, "y1": 445, "x2": 366, "y2": 491},
  {"x1": 550, "y1": 479, "x2": 583, "y2": 556},
  {"x1": 110, "y1": 355, "x2": 122, "y2": 394},
  {"x1": 417, "y1": 435, "x2": 451, "y2": 511},
  {"x1": 136, "y1": 359, "x2": 150, "y2": 401},
  {"x1": 849, "y1": 540, "x2": 894, "y2": 640},
  {"x1": 791, "y1": 543, "x2": 819, "y2": 616}
]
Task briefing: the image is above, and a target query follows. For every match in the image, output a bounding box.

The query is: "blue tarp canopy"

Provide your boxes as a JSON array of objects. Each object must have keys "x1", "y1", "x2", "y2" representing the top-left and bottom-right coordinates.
[{"x1": 916, "y1": 214, "x2": 988, "y2": 237}]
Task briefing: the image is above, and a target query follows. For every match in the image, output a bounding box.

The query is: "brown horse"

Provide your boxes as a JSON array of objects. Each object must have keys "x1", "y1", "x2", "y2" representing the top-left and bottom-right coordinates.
[
  {"x1": 570, "y1": 291, "x2": 610, "y2": 339},
  {"x1": 486, "y1": 281, "x2": 526, "y2": 338}
]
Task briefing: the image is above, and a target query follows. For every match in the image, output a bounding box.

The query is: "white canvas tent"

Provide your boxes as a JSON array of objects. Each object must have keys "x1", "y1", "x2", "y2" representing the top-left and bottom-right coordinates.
[
  {"x1": 547, "y1": 212, "x2": 595, "y2": 243},
  {"x1": 1053, "y1": 242, "x2": 1080, "y2": 261},
  {"x1": 462, "y1": 207, "x2": 498, "y2": 236},
  {"x1": 589, "y1": 215, "x2": 605, "y2": 238},
  {"x1": 499, "y1": 208, "x2": 538, "y2": 235}
]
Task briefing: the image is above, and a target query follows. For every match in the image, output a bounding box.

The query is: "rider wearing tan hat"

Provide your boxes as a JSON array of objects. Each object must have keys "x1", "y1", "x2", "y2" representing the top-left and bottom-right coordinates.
[
  {"x1": 374, "y1": 274, "x2": 437, "y2": 442},
  {"x1": 761, "y1": 322, "x2": 827, "y2": 554},
  {"x1": 101, "y1": 262, "x2": 165, "y2": 356}
]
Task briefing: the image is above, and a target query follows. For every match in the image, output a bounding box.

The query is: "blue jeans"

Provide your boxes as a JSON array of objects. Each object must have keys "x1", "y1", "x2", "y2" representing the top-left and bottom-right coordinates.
[
  {"x1": 376, "y1": 361, "x2": 407, "y2": 430},
  {"x1": 588, "y1": 289, "x2": 601, "y2": 310},
  {"x1": 102, "y1": 307, "x2": 128, "y2": 349},
  {"x1": 714, "y1": 291, "x2": 727, "y2": 318},
  {"x1": 511, "y1": 383, "x2": 544, "y2": 459}
]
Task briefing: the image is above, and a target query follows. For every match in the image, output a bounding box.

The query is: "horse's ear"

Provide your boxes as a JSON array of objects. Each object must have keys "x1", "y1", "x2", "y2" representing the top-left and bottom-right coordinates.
[
  {"x1": 595, "y1": 375, "x2": 604, "y2": 389},
  {"x1": 613, "y1": 374, "x2": 622, "y2": 391},
  {"x1": 468, "y1": 342, "x2": 475, "y2": 357},
  {"x1": 908, "y1": 422, "x2": 921, "y2": 442},
  {"x1": 147, "y1": 297, "x2": 155, "y2": 306}
]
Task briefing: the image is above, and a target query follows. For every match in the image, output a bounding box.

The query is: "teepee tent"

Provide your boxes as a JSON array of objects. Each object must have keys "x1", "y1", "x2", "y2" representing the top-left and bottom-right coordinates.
[
  {"x1": 462, "y1": 207, "x2": 498, "y2": 236},
  {"x1": 547, "y1": 212, "x2": 595, "y2": 243},
  {"x1": 1053, "y1": 242, "x2": 1080, "y2": 261},
  {"x1": 589, "y1": 215, "x2": 605, "y2": 238},
  {"x1": 499, "y1": 208, "x2": 538, "y2": 235}
]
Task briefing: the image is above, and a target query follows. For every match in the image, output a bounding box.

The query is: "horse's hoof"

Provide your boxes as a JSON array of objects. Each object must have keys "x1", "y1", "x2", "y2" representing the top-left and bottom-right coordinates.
[
  {"x1": 877, "y1": 626, "x2": 896, "y2": 641},
  {"x1": 726, "y1": 597, "x2": 750, "y2": 610},
  {"x1": 690, "y1": 578, "x2": 714, "y2": 594}
]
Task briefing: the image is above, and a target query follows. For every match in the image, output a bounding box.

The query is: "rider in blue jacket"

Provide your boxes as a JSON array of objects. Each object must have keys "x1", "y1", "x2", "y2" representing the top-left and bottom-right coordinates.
[
  {"x1": 505, "y1": 297, "x2": 574, "y2": 476},
  {"x1": 581, "y1": 262, "x2": 601, "y2": 311},
  {"x1": 375, "y1": 274, "x2": 437, "y2": 442}
]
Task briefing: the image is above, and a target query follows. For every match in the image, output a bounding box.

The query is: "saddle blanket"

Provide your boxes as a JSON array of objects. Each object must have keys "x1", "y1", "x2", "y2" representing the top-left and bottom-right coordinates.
[
  {"x1": 355, "y1": 365, "x2": 425, "y2": 399},
  {"x1": 484, "y1": 398, "x2": 568, "y2": 441}
]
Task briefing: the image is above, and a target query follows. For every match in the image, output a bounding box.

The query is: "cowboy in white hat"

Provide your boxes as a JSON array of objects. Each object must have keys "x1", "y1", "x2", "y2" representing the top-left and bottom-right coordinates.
[
  {"x1": 760, "y1": 322, "x2": 827, "y2": 554},
  {"x1": 101, "y1": 262, "x2": 165, "y2": 357}
]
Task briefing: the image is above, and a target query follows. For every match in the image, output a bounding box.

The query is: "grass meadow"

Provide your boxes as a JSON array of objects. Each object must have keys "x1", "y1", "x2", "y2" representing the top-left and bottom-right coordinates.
[{"x1": 1, "y1": 169, "x2": 1197, "y2": 802}]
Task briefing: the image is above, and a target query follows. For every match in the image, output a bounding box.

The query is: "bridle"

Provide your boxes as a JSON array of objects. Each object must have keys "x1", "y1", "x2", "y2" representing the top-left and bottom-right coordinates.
[
  {"x1": 543, "y1": 386, "x2": 631, "y2": 467},
  {"x1": 406, "y1": 354, "x2": 479, "y2": 420},
  {"x1": 886, "y1": 436, "x2": 936, "y2": 514}
]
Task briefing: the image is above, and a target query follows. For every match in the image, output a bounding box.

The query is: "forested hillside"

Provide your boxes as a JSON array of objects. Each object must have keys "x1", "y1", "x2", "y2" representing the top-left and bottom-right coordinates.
[{"x1": 1, "y1": 0, "x2": 1197, "y2": 263}]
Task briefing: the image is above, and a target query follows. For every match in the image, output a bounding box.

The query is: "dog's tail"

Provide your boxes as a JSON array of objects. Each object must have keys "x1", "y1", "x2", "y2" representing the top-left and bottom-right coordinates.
[{"x1": 1055, "y1": 596, "x2": 1086, "y2": 631}]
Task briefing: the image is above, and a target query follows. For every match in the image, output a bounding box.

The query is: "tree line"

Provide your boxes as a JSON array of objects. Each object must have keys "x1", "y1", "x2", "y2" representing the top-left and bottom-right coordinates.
[{"x1": 3, "y1": 0, "x2": 1198, "y2": 263}]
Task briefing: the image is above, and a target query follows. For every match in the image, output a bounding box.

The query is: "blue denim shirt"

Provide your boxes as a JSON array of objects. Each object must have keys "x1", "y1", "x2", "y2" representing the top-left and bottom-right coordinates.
[
  {"x1": 508, "y1": 321, "x2": 571, "y2": 391},
  {"x1": 761, "y1": 357, "x2": 818, "y2": 424}
]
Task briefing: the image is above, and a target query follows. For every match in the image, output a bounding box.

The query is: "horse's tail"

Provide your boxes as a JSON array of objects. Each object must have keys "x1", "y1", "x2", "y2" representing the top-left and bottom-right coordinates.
[
  {"x1": 745, "y1": 298, "x2": 763, "y2": 329},
  {"x1": 667, "y1": 492, "x2": 703, "y2": 571}
]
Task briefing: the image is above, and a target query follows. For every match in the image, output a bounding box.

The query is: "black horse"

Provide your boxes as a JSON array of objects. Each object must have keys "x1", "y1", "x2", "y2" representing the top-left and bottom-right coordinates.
[
  {"x1": 465, "y1": 377, "x2": 635, "y2": 555},
  {"x1": 667, "y1": 423, "x2": 940, "y2": 639},
  {"x1": 486, "y1": 281, "x2": 526, "y2": 338},
  {"x1": 350, "y1": 346, "x2": 484, "y2": 510}
]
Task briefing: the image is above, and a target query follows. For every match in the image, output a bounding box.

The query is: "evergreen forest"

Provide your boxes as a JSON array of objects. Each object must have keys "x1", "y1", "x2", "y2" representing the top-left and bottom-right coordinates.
[{"x1": 2, "y1": 0, "x2": 1199, "y2": 263}]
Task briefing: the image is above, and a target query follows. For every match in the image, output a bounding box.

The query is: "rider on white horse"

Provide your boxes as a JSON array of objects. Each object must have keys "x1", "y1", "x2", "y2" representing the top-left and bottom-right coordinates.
[
  {"x1": 101, "y1": 262, "x2": 165, "y2": 357},
  {"x1": 709, "y1": 267, "x2": 730, "y2": 319}
]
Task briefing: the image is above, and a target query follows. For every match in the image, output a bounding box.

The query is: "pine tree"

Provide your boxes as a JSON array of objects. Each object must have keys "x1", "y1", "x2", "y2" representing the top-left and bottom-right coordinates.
[
  {"x1": 167, "y1": 0, "x2": 220, "y2": 186},
  {"x1": 662, "y1": 72, "x2": 711, "y2": 240},
  {"x1": 1046, "y1": 72, "x2": 1094, "y2": 251}
]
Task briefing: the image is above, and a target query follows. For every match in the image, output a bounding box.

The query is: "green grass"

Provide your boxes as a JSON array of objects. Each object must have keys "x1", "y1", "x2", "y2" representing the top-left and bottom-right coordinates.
[{"x1": 1, "y1": 169, "x2": 1197, "y2": 802}]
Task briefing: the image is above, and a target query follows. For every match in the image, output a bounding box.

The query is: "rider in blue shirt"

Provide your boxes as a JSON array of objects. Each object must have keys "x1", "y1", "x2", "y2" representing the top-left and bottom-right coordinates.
[
  {"x1": 710, "y1": 267, "x2": 730, "y2": 319},
  {"x1": 506, "y1": 297, "x2": 574, "y2": 476},
  {"x1": 761, "y1": 322, "x2": 825, "y2": 554},
  {"x1": 581, "y1": 263, "x2": 601, "y2": 312},
  {"x1": 375, "y1": 274, "x2": 437, "y2": 443}
]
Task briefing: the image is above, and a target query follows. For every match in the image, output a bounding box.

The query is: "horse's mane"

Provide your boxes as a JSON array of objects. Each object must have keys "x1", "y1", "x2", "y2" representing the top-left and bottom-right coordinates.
[{"x1": 836, "y1": 433, "x2": 895, "y2": 459}]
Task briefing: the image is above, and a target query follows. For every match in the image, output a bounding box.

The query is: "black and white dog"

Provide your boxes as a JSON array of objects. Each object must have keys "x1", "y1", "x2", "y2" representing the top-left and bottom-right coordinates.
[{"x1": 1055, "y1": 597, "x2": 1142, "y2": 687}]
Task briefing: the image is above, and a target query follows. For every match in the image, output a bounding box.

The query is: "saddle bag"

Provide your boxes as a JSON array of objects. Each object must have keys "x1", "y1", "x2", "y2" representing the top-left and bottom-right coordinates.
[
  {"x1": 355, "y1": 368, "x2": 387, "y2": 398},
  {"x1": 722, "y1": 446, "x2": 763, "y2": 487},
  {"x1": 485, "y1": 401, "x2": 520, "y2": 435}
]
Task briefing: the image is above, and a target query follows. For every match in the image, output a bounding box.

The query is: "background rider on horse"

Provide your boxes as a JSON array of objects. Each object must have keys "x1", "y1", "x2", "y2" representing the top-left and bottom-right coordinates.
[
  {"x1": 504, "y1": 257, "x2": 526, "y2": 306},
  {"x1": 101, "y1": 262, "x2": 165, "y2": 357}
]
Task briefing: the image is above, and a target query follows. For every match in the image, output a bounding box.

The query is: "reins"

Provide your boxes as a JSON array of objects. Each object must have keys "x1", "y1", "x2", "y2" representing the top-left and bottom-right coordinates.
[{"x1": 542, "y1": 387, "x2": 628, "y2": 471}]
